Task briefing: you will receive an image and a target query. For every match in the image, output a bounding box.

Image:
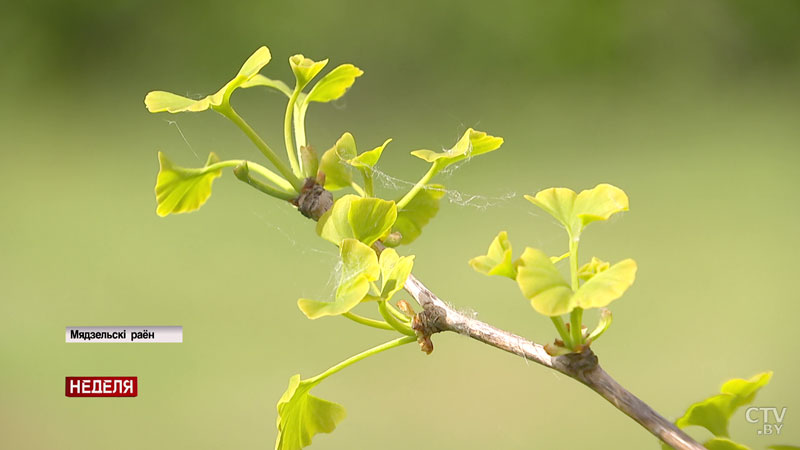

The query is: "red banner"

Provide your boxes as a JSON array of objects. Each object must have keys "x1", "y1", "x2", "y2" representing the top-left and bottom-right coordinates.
[{"x1": 65, "y1": 377, "x2": 138, "y2": 397}]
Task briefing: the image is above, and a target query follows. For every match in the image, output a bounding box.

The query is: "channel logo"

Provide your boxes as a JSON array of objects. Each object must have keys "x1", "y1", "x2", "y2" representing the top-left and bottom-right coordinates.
[{"x1": 65, "y1": 377, "x2": 138, "y2": 397}]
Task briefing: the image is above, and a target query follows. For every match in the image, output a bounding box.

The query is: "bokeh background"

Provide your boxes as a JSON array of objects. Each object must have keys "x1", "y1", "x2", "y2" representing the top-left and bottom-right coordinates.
[{"x1": 2, "y1": 1, "x2": 799, "y2": 449}]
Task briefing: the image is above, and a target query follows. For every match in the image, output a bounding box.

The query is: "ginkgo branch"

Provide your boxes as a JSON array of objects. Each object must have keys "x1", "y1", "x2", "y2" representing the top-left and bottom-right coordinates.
[{"x1": 401, "y1": 270, "x2": 706, "y2": 450}]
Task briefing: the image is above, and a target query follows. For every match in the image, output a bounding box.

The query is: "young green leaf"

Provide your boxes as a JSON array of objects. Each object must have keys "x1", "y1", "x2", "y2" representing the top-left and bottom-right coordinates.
[
  {"x1": 275, "y1": 375, "x2": 346, "y2": 450},
  {"x1": 316, "y1": 195, "x2": 397, "y2": 246},
  {"x1": 154, "y1": 152, "x2": 223, "y2": 217},
  {"x1": 586, "y1": 308, "x2": 613, "y2": 343},
  {"x1": 348, "y1": 139, "x2": 391, "y2": 169},
  {"x1": 571, "y1": 259, "x2": 637, "y2": 309},
  {"x1": 389, "y1": 184, "x2": 445, "y2": 246},
  {"x1": 306, "y1": 64, "x2": 364, "y2": 103},
  {"x1": 703, "y1": 438, "x2": 750, "y2": 450},
  {"x1": 240, "y1": 74, "x2": 293, "y2": 97},
  {"x1": 577, "y1": 257, "x2": 611, "y2": 281},
  {"x1": 410, "y1": 128, "x2": 503, "y2": 173},
  {"x1": 676, "y1": 372, "x2": 772, "y2": 437},
  {"x1": 524, "y1": 184, "x2": 628, "y2": 236},
  {"x1": 378, "y1": 248, "x2": 415, "y2": 300},
  {"x1": 469, "y1": 231, "x2": 517, "y2": 279},
  {"x1": 319, "y1": 133, "x2": 358, "y2": 191},
  {"x1": 297, "y1": 239, "x2": 379, "y2": 319},
  {"x1": 768, "y1": 446, "x2": 800, "y2": 450},
  {"x1": 290, "y1": 54, "x2": 329, "y2": 90},
  {"x1": 516, "y1": 248, "x2": 574, "y2": 316},
  {"x1": 145, "y1": 46, "x2": 272, "y2": 113}
]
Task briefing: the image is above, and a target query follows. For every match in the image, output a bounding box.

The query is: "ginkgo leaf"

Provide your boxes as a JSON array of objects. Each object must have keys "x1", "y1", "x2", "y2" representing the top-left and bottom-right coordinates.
[
  {"x1": 703, "y1": 438, "x2": 751, "y2": 450},
  {"x1": 275, "y1": 375, "x2": 346, "y2": 450},
  {"x1": 516, "y1": 248, "x2": 574, "y2": 316},
  {"x1": 469, "y1": 231, "x2": 516, "y2": 279},
  {"x1": 573, "y1": 183, "x2": 629, "y2": 227},
  {"x1": 390, "y1": 184, "x2": 445, "y2": 246},
  {"x1": 571, "y1": 259, "x2": 637, "y2": 309},
  {"x1": 577, "y1": 257, "x2": 611, "y2": 281},
  {"x1": 240, "y1": 74, "x2": 293, "y2": 97},
  {"x1": 524, "y1": 184, "x2": 628, "y2": 236},
  {"x1": 297, "y1": 239, "x2": 379, "y2": 319},
  {"x1": 410, "y1": 128, "x2": 503, "y2": 172},
  {"x1": 378, "y1": 248, "x2": 414, "y2": 300},
  {"x1": 290, "y1": 54, "x2": 329, "y2": 89},
  {"x1": 319, "y1": 133, "x2": 358, "y2": 190},
  {"x1": 155, "y1": 152, "x2": 222, "y2": 217},
  {"x1": 307, "y1": 64, "x2": 364, "y2": 103},
  {"x1": 145, "y1": 46, "x2": 272, "y2": 113},
  {"x1": 316, "y1": 195, "x2": 397, "y2": 246},
  {"x1": 348, "y1": 139, "x2": 391, "y2": 169},
  {"x1": 676, "y1": 372, "x2": 772, "y2": 437}
]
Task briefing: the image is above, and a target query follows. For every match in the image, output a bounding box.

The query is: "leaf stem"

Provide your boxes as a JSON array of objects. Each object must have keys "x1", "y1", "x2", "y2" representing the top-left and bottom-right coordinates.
[
  {"x1": 396, "y1": 163, "x2": 438, "y2": 210},
  {"x1": 568, "y1": 233, "x2": 583, "y2": 347},
  {"x1": 551, "y1": 316, "x2": 572, "y2": 347},
  {"x1": 215, "y1": 105, "x2": 303, "y2": 191},
  {"x1": 350, "y1": 181, "x2": 367, "y2": 197},
  {"x1": 284, "y1": 87, "x2": 303, "y2": 177},
  {"x1": 233, "y1": 162, "x2": 297, "y2": 201},
  {"x1": 379, "y1": 300, "x2": 416, "y2": 336},
  {"x1": 342, "y1": 312, "x2": 395, "y2": 331},
  {"x1": 306, "y1": 336, "x2": 416, "y2": 384},
  {"x1": 207, "y1": 159, "x2": 296, "y2": 193}
]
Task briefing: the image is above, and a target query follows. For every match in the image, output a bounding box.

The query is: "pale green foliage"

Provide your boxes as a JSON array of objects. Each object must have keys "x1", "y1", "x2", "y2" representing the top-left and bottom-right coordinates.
[
  {"x1": 348, "y1": 139, "x2": 391, "y2": 169},
  {"x1": 377, "y1": 248, "x2": 414, "y2": 300},
  {"x1": 577, "y1": 257, "x2": 611, "y2": 281},
  {"x1": 586, "y1": 308, "x2": 612, "y2": 342},
  {"x1": 307, "y1": 64, "x2": 364, "y2": 103},
  {"x1": 289, "y1": 54, "x2": 329, "y2": 89},
  {"x1": 410, "y1": 128, "x2": 503, "y2": 174},
  {"x1": 275, "y1": 375, "x2": 346, "y2": 450},
  {"x1": 298, "y1": 239, "x2": 379, "y2": 319},
  {"x1": 515, "y1": 248, "x2": 574, "y2": 316},
  {"x1": 145, "y1": 46, "x2": 272, "y2": 113},
  {"x1": 524, "y1": 183, "x2": 628, "y2": 237},
  {"x1": 241, "y1": 74, "x2": 293, "y2": 96},
  {"x1": 675, "y1": 372, "x2": 772, "y2": 437},
  {"x1": 319, "y1": 133, "x2": 357, "y2": 190},
  {"x1": 154, "y1": 152, "x2": 222, "y2": 217},
  {"x1": 316, "y1": 195, "x2": 397, "y2": 246},
  {"x1": 469, "y1": 231, "x2": 516, "y2": 279},
  {"x1": 571, "y1": 259, "x2": 637, "y2": 309},
  {"x1": 390, "y1": 184, "x2": 445, "y2": 246}
]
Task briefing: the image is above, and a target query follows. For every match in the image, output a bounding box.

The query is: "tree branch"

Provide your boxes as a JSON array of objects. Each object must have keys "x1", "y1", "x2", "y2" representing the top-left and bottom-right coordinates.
[
  {"x1": 296, "y1": 185, "x2": 704, "y2": 450},
  {"x1": 404, "y1": 272, "x2": 705, "y2": 450}
]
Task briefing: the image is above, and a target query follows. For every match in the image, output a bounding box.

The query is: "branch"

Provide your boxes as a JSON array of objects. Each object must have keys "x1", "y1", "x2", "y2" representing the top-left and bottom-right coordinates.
[
  {"x1": 404, "y1": 272, "x2": 705, "y2": 450},
  {"x1": 296, "y1": 186, "x2": 704, "y2": 450}
]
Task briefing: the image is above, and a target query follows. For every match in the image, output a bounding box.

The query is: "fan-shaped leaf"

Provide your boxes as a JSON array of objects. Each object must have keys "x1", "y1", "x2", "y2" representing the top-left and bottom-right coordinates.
[
  {"x1": 390, "y1": 184, "x2": 445, "y2": 246},
  {"x1": 275, "y1": 375, "x2": 346, "y2": 450},
  {"x1": 469, "y1": 231, "x2": 516, "y2": 279},
  {"x1": 316, "y1": 195, "x2": 397, "y2": 246},
  {"x1": 297, "y1": 239, "x2": 379, "y2": 319},
  {"x1": 516, "y1": 248, "x2": 574, "y2": 316},
  {"x1": 307, "y1": 64, "x2": 363, "y2": 103},
  {"x1": 154, "y1": 152, "x2": 222, "y2": 217},
  {"x1": 145, "y1": 46, "x2": 272, "y2": 113},
  {"x1": 319, "y1": 133, "x2": 357, "y2": 190},
  {"x1": 572, "y1": 259, "x2": 637, "y2": 309}
]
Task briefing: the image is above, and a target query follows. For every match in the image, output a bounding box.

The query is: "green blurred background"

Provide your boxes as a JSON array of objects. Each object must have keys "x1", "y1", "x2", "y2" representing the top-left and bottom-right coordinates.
[{"x1": 2, "y1": 1, "x2": 799, "y2": 449}]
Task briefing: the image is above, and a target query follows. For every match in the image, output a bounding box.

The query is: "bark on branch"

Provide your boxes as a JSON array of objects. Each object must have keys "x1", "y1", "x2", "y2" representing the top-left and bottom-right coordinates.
[{"x1": 404, "y1": 272, "x2": 705, "y2": 450}]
